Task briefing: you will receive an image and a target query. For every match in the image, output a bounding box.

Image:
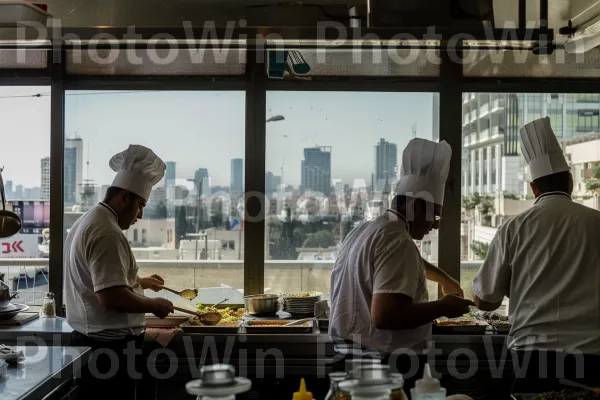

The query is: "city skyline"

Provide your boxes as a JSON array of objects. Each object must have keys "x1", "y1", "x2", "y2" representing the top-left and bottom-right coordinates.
[{"x1": 1, "y1": 87, "x2": 435, "y2": 189}]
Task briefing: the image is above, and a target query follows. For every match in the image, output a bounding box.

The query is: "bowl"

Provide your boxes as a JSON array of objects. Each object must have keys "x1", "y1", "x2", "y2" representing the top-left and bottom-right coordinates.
[{"x1": 243, "y1": 294, "x2": 280, "y2": 315}]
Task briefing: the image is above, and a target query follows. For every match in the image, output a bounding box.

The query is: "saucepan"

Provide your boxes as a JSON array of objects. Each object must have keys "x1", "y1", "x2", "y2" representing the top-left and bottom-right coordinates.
[
  {"x1": 243, "y1": 294, "x2": 280, "y2": 315},
  {"x1": 0, "y1": 281, "x2": 18, "y2": 308}
]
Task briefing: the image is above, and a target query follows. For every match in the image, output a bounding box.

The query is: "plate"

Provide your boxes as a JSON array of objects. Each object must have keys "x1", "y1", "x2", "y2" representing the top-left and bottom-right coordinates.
[
  {"x1": 0, "y1": 304, "x2": 29, "y2": 320},
  {"x1": 145, "y1": 315, "x2": 190, "y2": 328}
]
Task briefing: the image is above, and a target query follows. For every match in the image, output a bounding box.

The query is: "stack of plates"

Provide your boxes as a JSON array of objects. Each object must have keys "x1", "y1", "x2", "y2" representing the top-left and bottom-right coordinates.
[
  {"x1": 0, "y1": 303, "x2": 29, "y2": 320},
  {"x1": 282, "y1": 292, "x2": 322, "y2": 316}
]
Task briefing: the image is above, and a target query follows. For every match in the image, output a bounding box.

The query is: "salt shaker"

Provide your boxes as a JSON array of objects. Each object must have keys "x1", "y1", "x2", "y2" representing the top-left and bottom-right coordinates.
[{"x1": 40, "y1": 292, "x2": 56, "y2": 318}]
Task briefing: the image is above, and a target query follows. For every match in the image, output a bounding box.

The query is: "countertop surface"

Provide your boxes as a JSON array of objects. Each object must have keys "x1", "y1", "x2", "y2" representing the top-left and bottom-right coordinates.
[{"x1": 0, "y1": 345, "x2": 91, "y2": 400}]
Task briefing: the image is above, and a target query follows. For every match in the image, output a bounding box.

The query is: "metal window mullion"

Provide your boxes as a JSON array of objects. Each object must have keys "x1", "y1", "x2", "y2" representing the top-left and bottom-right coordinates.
[
  {"x1": 438, "y1": 49, "x2": 463, "y2": 284},
  {"x1": 243, "y1": 51, "x2": 267, "y2": 295},
  {"x1": 48, "y1": 49, "x2": 66, "y2": 313}
]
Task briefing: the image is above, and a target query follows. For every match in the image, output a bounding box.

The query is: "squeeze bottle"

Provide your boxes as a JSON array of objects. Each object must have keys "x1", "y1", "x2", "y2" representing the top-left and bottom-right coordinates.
[{"x1": 410, "y1": 364, "x2": 446, "y2": 400}]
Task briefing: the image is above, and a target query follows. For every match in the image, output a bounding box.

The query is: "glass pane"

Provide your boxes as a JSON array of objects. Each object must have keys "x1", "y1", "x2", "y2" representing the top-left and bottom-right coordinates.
[
  {"x1": 0, "y1": 49, "x2": 47, "y2": 69},
  {"x1": 66, "y1": 49, "x2": 246, "y2": 75},
  {"x1": 63, "y1": 90, "x2": 245, "y2": 305},
  {"x1": 461, "y1": 92, "x2": 600, "y2": 312},
  {"x1": 265, "y1": 91, "x2": 440, "y2": 301},
  {"x1": 275, "y1": 49, "x2": 440, "y2": 78},
  {"x1": 463, "y1": 49, "x2": 600, "y2": 78},
  {"x1": 0, "y1": 86, "x2": 51, "y2": 311}
]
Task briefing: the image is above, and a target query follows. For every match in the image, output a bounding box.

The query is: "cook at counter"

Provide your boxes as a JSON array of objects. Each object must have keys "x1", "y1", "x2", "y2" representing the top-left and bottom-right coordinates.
[
  {"x1": 63, "y1": 145, "x2": 174, "y2": 399},
  {"x1": 472, "y1": 117, "x2": 600, "y2": 393},
  {"x1": 329, "y1": 138, "x2": 473, "y2": 388}
]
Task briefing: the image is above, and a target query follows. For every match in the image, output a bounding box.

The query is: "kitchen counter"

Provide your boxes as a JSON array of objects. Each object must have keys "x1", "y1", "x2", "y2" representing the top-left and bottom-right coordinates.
[{"x1": 0, "y1": 345, "x2": 91, "y2": 400}]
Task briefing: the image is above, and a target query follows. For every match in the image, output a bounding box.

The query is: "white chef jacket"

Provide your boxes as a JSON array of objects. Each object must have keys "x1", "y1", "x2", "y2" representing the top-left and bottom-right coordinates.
[
  {"x1": 329, "y1": 210, "x2": 430, "y2": 355},
  {"x1": 64, "y1": 202, "x2": 145, "y2": 340},
  {"x1": 473, "y1": 192, "x2": 600, "y2": 354}
]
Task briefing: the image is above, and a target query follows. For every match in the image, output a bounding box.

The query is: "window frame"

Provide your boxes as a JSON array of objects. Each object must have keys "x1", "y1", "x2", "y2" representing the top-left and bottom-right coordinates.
[{"x1": 3, "y1": 45, "x2": 599, "y2": 310}]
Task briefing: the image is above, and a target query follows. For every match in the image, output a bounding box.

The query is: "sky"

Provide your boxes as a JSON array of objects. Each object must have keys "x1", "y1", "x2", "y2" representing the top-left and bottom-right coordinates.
[{"x1": 0, "y1": 87, "x2": 436, "y2": 190}]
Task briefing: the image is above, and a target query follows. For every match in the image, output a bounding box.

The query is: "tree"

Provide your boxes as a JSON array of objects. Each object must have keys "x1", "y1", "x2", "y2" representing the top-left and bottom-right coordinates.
[
  {"x1": 303, "y1": 230, "x2": 335, "y2": 248},
  {"x1": 585, "y1": 164, "x2": 600, "y2": 193},
  {"x1": 471, "y1": 241, "x2": 489, "y2": 260},
  {"x1": 462, "y1": 193, "x2": 495, "y2": 227}
]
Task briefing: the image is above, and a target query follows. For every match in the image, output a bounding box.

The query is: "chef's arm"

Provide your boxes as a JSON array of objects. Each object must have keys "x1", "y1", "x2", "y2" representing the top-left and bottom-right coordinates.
[
  {"x1": 371, "y1": 293, "x2": 471, "y2": 330},
  {"x1": 423, "y1": 259, "x2": 464, "y2": 297},
  {"x1": 96, "y1": 286, "x2": 160, "y2": 313},
  {"x1": 473, "y1": 295, "x2": 502, "y2": 312}
]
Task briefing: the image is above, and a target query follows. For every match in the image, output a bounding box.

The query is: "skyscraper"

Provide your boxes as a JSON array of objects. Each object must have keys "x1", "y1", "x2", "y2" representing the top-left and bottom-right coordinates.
[
  {"x1": 64, "y1": 147, "x2": 77, "y2": 205},
  {"x1": 265, "y1": 172, "x2": 281, "y2": 195},
  {"x1": 374, "y1": 139, "x2": 397, "y2": 193},
  {"x1": 195, "y1": 168, "x2": 211, "y2": 198},
  {"x1": 65, "y1": 136, "x2": 83, "y2": 203},
  {"x1": 15, "y1": 185, "x2": 23, "y2": 200},
  {"x1": 165, "y1": 161, "x2": 176, "y2": 188},
  {"x1": 230, "y1": 158, "x2": 243, "y2": 199},
  {"x1": 41, "y1": 157, "x2": 50, "y2": 200},
  {"x1": 5, "y1": 180, "x2": 12, "y2": 199},
  {"x1": 301, "y1": 146, "x2": 332, "y2": 195}
]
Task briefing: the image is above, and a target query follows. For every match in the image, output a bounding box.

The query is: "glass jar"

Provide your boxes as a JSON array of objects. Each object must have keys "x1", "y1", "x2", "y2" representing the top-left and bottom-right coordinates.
[
  {"x1": 40, "y1": 292, "x2": 56, "y2": 318},
  {"x1": 325, "y1": 372, "x2": 348, "y2": 400},
  {"x1": 390, "y1": 373, "x2": 408, "y2": 400}
]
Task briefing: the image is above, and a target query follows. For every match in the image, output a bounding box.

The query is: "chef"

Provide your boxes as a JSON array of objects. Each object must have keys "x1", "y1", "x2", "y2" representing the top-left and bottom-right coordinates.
[
  {"x1": 64, "y1": 145, "x2": 174, "y2": 399},
  {"x1": 472, "y1": 117, "x2": 600, "y2": 393},
  {"x1": 329, "y1": 138, "x2": 473, "y2": 385}
]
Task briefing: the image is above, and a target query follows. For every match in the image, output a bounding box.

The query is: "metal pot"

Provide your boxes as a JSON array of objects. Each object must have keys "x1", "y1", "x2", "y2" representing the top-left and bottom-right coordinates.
[
  {"x1": 0, "y1": 282, "x2": 18, "y2": 308},
  {"x1": 243, "y1": 294, "x2": 280, "y2": 315}
]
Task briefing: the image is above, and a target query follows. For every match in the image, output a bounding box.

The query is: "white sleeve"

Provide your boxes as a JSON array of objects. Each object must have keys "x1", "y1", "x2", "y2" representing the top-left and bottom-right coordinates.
[
  {"x1": 372, "y1": 236, "x2": 422, "y2": 299},
  {"x1": 472, "y1": 226, "x2": 511, "y2": 304},
  {"x1": 87, "y1": 233, "x2": 131, "y2": 292}
]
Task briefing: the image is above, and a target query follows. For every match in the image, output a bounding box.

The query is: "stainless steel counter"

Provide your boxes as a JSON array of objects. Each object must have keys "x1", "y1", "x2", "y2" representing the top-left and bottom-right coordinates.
[{"x1": 0, "y1": 345, "x2": 90, "y2": 400}]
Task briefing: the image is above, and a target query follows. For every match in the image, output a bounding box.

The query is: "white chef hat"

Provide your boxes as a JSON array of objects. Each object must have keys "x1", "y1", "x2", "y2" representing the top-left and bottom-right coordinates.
[
  {"x1": 519, "y1": 116, "x2": 569, "y2": 181},
  {"x1": 395, "y1": 138, "x2": 452, "y2": 206},
  {"x1": 109, "y1": 145, "x2": 166, "y2": 202}
]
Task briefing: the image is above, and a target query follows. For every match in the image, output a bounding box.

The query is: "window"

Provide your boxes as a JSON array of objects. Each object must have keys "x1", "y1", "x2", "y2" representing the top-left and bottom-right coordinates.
[
  {"x1": 0, "y1": 86, "x2": 51, "y2": 310},
  {"x1": 483, "y1": 149, "x2": 488, "y2": 186},
  {"x1": 64, "y1": 91, "x2": 245, "y2": 304},
  {"x1": 265, "y1": 92, "x2": 440, "y2": 300},
  {"x1": 461, "y1": 92, "x2": 600, "y2": 307},
  {"x1": 475, "y1": 152, "x2": 480, "y2": 186}
]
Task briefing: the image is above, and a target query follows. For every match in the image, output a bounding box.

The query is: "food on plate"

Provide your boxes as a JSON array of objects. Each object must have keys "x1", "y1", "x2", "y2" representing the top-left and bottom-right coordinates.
[
  {"x1": 434, "y1": 317, "x2": 487, "y2": 327},
  {"x1": 283, "y1": 291, "x2": 321, "y2": 298},
  {"x1": 531, "y1": 389, "x2": 597, "y2": 400},
  {"x1": 189, "y1": 318, "x2": 240, "y2": 327},
  {"x1": 467, "y1": 310, "x2": 511, "y2": 326},
  {"x1": 196, "y1": 303, "x2": 246, "y2": 322}
]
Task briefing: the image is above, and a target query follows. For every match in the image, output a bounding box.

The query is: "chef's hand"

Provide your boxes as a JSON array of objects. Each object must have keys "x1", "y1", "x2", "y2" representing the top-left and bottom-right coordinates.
[
  {"x1": 152, "y1": 298, "x2": 174, "y2": 319},
  {"x1": 439, "y1": 294, "x2": 474, "y2": 318},
  {"x1": 140, "y1": 274, "x2": 164, "y2": 292},
  {"x1": 439, "y1": 276, "x2": 464, "y2": 298}
]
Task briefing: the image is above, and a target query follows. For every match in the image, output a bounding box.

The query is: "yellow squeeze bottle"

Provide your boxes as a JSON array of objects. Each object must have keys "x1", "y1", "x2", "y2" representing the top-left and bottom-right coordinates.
[{"x1": 293, "y1": 378, "x2": 314, "y2": 400}]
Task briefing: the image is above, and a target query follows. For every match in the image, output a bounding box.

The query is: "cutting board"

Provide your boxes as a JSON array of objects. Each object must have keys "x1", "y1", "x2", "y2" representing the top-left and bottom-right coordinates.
[{"x1": 0, "y1": 312, "x2": 39, "y2": 326}]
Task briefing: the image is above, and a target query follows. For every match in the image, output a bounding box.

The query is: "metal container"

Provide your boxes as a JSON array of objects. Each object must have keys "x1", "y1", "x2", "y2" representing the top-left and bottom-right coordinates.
[
  {"x1": 0, "y1": 282, "x2": 18, "y2": 309},
  {"x1": 243, "y1": 294, "x2": 280, "y2": 315}
]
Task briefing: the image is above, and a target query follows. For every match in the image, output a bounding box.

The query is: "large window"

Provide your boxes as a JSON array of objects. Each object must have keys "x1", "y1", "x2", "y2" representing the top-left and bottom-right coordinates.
[
  {"x1": 64, "y1": 90, "x2": 245, "y2": 305},
  {"x1": 0, "y1": 86, "x2": 51, "y2": 309},
  {"x1": 265, "y1": 91, "x2": 440, "y2": 299},
  {"x1": 461, "y1": 92, "x2": 600, "y2": 306}
]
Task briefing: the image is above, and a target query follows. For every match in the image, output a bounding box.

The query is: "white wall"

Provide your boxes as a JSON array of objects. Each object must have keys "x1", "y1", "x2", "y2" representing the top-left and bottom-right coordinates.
[
  {"x1": 501, "y1": 155, "x2": 524, "y2": 196},
  {"x1": 125, "y1": 218, "x2": 176, "y2": 249}
]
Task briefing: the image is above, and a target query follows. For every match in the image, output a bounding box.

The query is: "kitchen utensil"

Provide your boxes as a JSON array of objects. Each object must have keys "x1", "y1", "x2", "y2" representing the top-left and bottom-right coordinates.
[
  {"x1": 0, "y1": 281, "x2": 18, "y2": 308},
  {"x1": 283, "y1": 311, "x2": 326, "y2": 327},
  {"x1": 0, "y1": 167, "x2": 21, "y2": 239},
  {"x1": 243, "y1": 294, "x2": 280, "y2": 315},
  {"x1": 173, "y1": 306, "x2": 222, "y2": 326},
  {"x1": 0, "y1": 304, "x2": 29, "y2": 320},
  {"x1": 211, "y1": 298, "x2": 229, "y2": 308},
  {"x1": 559, "y1": 379, "x2": 600, "y2": 394},
  {"x1": 161, "y1": 287, "x2": 198, "y2": 300}
]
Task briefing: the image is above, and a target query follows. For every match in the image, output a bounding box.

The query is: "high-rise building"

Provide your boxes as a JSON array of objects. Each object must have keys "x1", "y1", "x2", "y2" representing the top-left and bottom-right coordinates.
[
  {"x1": 195, "y1": 168, "x2": 211, "y2": 198},
  {"x1": 41, "y1": 157, "x2": 50, "y2": 200},
  {"x1": 230, "y1": 158, "x2": 243, "y2": 199},
  {"x1": 65, "y1": 136, "x2": 83, "y2": 203},
  {"x1": 15, "y1": 185, "x2": 23, "y2": 200},
  {"x1": 462, "y1": 93, "x2": 600, "y2": 197},
  {"x1": 301, "y1": 146, "x2": 332, "y2": 195},
  {"x1": 31, "y1": 187, "x2": 41, "y2": 200},
  {"x1": 265, "y1": 172, "x2": 281, "y2": 194},
  {"x1": 165, "y1": 161, "x2": 176, "y2": 188},
  {"x1": 5, "y1": 180, "x2": 12, "y2": 199},
  {"x1": 64, "y1": 147, "x2": 77, "y2": 205},
  {"x1": 374, "y1": 138, "x2": 397, "y2": 193}
]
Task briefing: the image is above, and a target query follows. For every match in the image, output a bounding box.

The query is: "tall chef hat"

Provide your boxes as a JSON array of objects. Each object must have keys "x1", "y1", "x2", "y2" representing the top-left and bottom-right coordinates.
[
  {"x1": 395, "y1": 138, "x2": 452, "y2": 206},
  {"x1": 519, "y1": 116, "x2": 569, "y2": 181},
  {"x1": 109, "y1": 145, "x2": 166, "y2": 202}
]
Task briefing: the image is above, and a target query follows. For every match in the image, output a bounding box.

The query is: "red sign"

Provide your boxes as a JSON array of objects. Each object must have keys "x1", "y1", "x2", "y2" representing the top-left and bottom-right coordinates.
[{"x1": 1, "y1": 241, "x2": 25, "y2": 254}]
